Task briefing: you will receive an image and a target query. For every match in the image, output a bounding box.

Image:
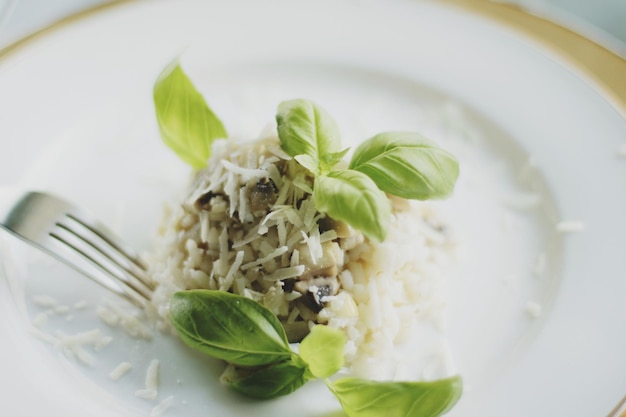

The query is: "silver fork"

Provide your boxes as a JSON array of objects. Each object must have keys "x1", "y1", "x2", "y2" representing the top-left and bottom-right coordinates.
[{"x1": 0, "y1": 189, "x2": 153, "y2": 308}]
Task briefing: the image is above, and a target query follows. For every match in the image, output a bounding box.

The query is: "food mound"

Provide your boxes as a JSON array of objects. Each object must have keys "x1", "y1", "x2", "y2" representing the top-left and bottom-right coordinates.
[{"x1": 148, "y1": 135, "x2": 454, "y2": 377}]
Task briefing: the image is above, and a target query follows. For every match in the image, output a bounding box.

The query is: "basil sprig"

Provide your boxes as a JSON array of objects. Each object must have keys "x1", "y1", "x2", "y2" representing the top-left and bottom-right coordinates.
[
  {"x1": 298, "y1": 324, "x2": 346, "y2": 379},
  {"x1": 276, "y1": 99, "x2": 345, "y2": 174},
  {"x1": 170, "y1": 290, "x2": 292, "y2": 366},
  {"x1": 228, "y1": 355, "x2": 311, "y2": 399},
  {"x1": 153, "y1": 60, "x2": 227, "y2": 169},
  {"x1": 169, "y1": 290, "x2": 463, "y2": 415},
  {"x1": 314, "y1": 170, "x2": 391, "y2": 242},
  {"x1": 349, "y1": 132, "x2": 459, "y2": 200},
  {"x1": 327, "y1": 376, "x2": 463, "y2": 417},
  {"x1": 170, "y1": 290, "x2": 346, "y2": 399},
  {"x1": 276, "y1": 99, "x2": 459, "y2": 242}
]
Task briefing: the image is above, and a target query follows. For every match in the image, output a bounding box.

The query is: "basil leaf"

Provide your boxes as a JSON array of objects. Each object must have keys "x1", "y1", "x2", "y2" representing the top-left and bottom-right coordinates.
[
  {"x1": 349, "y1": 132, "x2": 459, "y2": 200},
  {"x1": 299, "y1": 325, "x2": 346, "y2": 379},
  {"x1": 276, "y1": 99, "x2": 342, "y2": 173},
  {"x1": 314, "y1": 170, "x2": 391, "y2": 242},
  {"x1": 320, "y1": 148, "x2": 350, "y2": 173},
  {"x1": 228, "y1": 355, "x2": 311, "y2": 399},
  {"x1": 328, "y1": 376, "x2": 463, "y2": 417},
  {"x1": 294, "y1": 154, "x2": 319, "y2": 173},
  {"x1": 169, "y1": 290, "x2": 292, "y2": 366},
  {"x1": 153, "y1": 61, "x2": 227, "y2": 169}
]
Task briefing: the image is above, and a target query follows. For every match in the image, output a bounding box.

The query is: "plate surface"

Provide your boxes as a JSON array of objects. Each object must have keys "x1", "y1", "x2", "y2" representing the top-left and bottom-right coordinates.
[{"x1": 0, "y1": 1, "x2": 625, "y2": 417}]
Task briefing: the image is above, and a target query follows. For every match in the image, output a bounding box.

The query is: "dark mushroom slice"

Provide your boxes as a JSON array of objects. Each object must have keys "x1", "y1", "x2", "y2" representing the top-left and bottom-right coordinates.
[
  {"x1": 194, "y1": 191, "x2": 228, "y2": 211},
  {"x1": 282, "y1": 278, "x2": 296, "y2": 293},
  {"x1": 311, "y1": 284, "x2": 335, "y2": 307},
  {"x1": 192, "y1": 187, "x2": 243, "y2": 221},
  {"x1": 281, "y1": 321, "x2": 311, "y2": 343},
  {"x1": 294, "y1": 277, "x2": 340, "y2": 314},
  {"x1": 317, "y1": 216, "x2": 351, "y2": 238},
  {"x1": 248, "y1": 177, "x2": 278, "y2": 213}
]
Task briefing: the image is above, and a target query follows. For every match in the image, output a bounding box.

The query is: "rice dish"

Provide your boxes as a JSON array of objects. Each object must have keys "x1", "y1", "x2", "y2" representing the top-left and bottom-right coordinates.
[{"x1": 147, "y1": 134, "x2": 454, "y2": 378}]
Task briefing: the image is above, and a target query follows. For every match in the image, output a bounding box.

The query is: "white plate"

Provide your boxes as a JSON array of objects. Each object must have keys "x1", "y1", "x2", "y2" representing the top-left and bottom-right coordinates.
[{"x1": 0, "y1": 1, "x2": 625, "y2": 416}]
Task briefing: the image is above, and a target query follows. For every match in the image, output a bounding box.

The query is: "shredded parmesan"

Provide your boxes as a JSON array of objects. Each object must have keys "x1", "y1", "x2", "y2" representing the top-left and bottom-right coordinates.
[
  {"x1": 54, "y1": 329, "x2": 111, "y2": 366},
  {"x1": 32, "y1": 295, "x2": 58, "y2": 308},
  {"x1": 135, "y1": 389, "x2": 158, "y2": 401},
  {"x1": 97, "y1": 301, "x2": 153, "y2": 339},
  {"x1": 135, "y1": 359, "x2": 160, "y2": 400},
  {"x1": 145, "y1": 359, "x2": 160, "y2": 391},
  {"x1": 109, "y1": 362, "x2": 132, "y2": 380},
  {"x1": 150, "y1": 395, "x2": 175, "y2": 417},
  {"x1": 241, "y1": 246, "x2": 288, "y2": 270}
]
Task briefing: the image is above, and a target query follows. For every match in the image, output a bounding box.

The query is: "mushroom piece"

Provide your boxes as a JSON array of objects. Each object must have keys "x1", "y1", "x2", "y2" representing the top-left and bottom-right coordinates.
[
  {"x1": 194, "y1": 191, "x2": 218, "y2": 211},
  {"x1": 317, "y1": 216, "x2": 351, "y2": 238},
  {"x1": 294, "y1": 276, "x2": 340, "y2": 313},
  {"x1": 194, "y1": 191, "x2": 229, "y2": 212},
  {"x1": 281, "y1": 321, "x2": 311, "y2": 343},
  {"x1": 248, "y1": 177, "x2": 278, "y2": 213}
]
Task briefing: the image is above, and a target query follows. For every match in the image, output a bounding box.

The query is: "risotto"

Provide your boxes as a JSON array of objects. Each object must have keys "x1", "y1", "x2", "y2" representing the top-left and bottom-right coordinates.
[{"x1": 147, "y1": 134, "x2": 454, "y2": 377}]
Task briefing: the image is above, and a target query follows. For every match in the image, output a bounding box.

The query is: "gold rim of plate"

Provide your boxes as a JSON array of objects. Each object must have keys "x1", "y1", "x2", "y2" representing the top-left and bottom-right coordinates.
[{"x1": 1, "y1": 0, "x2": 625, "y2": 117}]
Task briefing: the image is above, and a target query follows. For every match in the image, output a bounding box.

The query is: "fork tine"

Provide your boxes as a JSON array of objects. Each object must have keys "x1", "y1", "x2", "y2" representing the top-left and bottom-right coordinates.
[
  {"x1": 48, "y1": 226, "x2": 149, "y2": 308},
  {"x1": 49, "y1": 228, "x2": 153, "y2": 301},
  {"x1": 50, "y1": 210, "x2": 154, "y2": 300},
  {"x1": 60, "y1": 213, "x2": 154, "y2": 291},
  {"x1": 65, "y1": 213, "x2": 149, "y2": 275}
]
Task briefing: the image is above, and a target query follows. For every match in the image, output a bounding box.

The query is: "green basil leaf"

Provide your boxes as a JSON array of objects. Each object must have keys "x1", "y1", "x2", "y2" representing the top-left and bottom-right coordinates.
[
  {"x1": 320, "y1": 148, "x2": 350, "y2": 173},
  {"x1": 349, "y1": 132, "x2": 459, "y2": 200},
  {"x1": 299, "y1": 325, "x2": 346, "y2": 379},
  {"x1": 153, "y1": 60, "x2": 227, "y2": 169},
  {"x1": 276, "y1": 99, "x2": 342, "y2": 173},
  {"x1": 228, "y1": 355, "x2": 311, "y2": 399},
  {"x1": 294, "y1": 154, "x2": 319, "y2": 173},
  {"x1": 328, "y1": 375, "x2": 463, "y2": 417},
  {"x1": 314, "y1": 170, "x2": 391, "y2": 242},
  {"x1": 169, "y1": 290, "x2": 292, "y2": 366}
]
